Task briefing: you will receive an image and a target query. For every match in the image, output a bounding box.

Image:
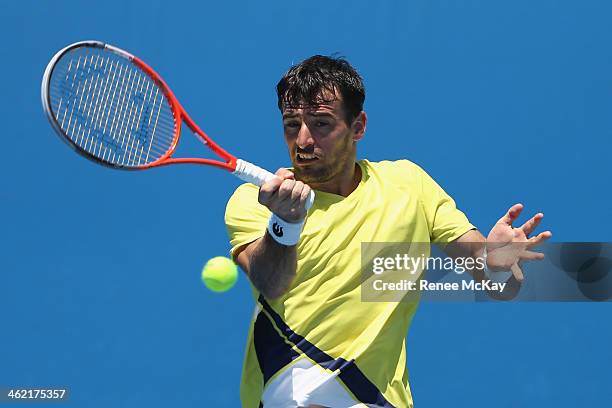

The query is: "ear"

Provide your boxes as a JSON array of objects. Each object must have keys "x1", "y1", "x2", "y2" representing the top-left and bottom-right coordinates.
[{"x1": 351, "y1": 111, "x2": 367, "y2": 141}]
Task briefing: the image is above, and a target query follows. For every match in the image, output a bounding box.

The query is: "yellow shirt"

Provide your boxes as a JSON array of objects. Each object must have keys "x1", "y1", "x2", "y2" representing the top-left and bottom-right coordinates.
[{"x1": 225, "y1": 159, "x2": 475, "y2": 407}]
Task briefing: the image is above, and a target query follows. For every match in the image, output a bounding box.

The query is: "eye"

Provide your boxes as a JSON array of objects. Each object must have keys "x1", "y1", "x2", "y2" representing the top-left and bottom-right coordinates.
[
  {"x1": 283, "y1": 121, "x2": 300, "y2": 129},
  {"x1": 315, "y1": 121, "x2": 329, "y2": 127}
]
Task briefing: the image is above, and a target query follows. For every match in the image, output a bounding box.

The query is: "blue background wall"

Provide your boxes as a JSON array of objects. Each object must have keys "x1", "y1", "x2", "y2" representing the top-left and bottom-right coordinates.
[{"x1": 1, "y1": 1, "x2": 610, "y2": 406}]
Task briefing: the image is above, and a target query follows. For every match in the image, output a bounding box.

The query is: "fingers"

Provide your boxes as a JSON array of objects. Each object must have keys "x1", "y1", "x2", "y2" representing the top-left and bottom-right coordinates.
[
  {"x1": 259, "y1": 168, "x2": 294, "y2": 203},
  {"x1": 487, "y1": 206, "x2": 551, "y2": 283},
  {"x1": 277, "y1": 178, "x2": 297, "y2": 203},
  {"x1": 520, "y1": 250, "x2": 545, "y2": 261},
  {"x1": 282, "y1": 179, "x2": 312, "y2": 209},
  {"x1": 508, "y1": 249, "x2": 545, "y2": 284},
  {"x1": 519, "y1": 212, "x2": 543, "y2": 236},
  {"x1": 510, "y1": 263, "x2": 524, "y2": 282},
  {"x1": 300, "y1": 184, "x2": 312, "y2": 204},
  {"x1": 258, "y1": 168, "x2": 312, "y2": 222},
  {"x1": 527, "y1": 230, "x2": 552, "y2": 248},
  {"x1": 275, "y1": 168, "x2": 295, "y2": 180},
  {"x1": 496, "y1": 203, "x2": 524, "y2": 226},
  {"x1": 290, "y1": 180, "x2": 305, "y2": 202},
  {"x1": 259, "y1": 176, "x2": 284, "y2": 204}
]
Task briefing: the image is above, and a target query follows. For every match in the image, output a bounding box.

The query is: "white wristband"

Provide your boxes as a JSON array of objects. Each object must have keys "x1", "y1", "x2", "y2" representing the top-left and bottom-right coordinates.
[{"x1": 267, "y1": 213, "x2": 304, "y2": 246}]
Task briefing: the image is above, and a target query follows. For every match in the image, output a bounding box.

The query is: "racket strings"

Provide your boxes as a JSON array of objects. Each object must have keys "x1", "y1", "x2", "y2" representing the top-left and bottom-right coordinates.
[{"x1": 48, "y1": 46, "x2": 177, "y2": 167}]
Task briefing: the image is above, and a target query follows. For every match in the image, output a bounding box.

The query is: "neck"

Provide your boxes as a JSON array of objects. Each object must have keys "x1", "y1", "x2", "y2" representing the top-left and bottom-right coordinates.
[{"x1": 309, "y1": 160, "x2": 361, "y2": 197}]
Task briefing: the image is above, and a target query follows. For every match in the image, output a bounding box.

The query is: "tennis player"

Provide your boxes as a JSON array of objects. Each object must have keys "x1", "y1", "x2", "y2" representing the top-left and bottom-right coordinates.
[{"x1": 225, "y1": 56, "x2": 551, "y2": 408}]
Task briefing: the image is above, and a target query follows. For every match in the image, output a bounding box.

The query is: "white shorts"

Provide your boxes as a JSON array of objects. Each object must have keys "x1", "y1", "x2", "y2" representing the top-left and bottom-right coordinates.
[{"x1": 261, "y1": 357, "x2": 365, "y2": 408}]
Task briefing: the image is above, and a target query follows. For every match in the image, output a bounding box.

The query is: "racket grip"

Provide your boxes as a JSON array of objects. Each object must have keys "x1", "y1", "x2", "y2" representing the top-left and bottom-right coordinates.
[{"x1": 233, "y1": 159, "x2": 315, "y2": 209}]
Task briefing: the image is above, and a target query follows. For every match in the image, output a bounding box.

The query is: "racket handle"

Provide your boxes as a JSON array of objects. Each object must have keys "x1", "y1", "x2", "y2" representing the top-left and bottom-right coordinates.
[{"x1": 233, "y1": 159, "x2": 315, "y2": 209}]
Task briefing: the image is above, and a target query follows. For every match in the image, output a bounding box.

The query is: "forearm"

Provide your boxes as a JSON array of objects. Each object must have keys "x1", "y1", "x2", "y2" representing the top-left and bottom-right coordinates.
[
  {"x1": 232, "y1": 167, "x2": 311, "y2": 299},
  {"x1": 240, "y1": 233, "x2": 297, "y2": 299},
  {"x1": 446, "y1": 229, "x2": 486, "y2": 267},
  {"x1": 445, "y1": 229, "x2": 490, "y2": 284}
]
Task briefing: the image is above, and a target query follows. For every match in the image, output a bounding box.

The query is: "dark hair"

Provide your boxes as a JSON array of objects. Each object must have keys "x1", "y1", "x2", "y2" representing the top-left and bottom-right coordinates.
[{"x1": 276, "y1": 55, "x2": 365, "y2": 124}]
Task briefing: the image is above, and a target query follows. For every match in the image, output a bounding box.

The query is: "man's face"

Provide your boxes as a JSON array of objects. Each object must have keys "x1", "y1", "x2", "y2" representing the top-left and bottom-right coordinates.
[{"x1": 282, "y1": 96, "x2": 357, "y2": 185}]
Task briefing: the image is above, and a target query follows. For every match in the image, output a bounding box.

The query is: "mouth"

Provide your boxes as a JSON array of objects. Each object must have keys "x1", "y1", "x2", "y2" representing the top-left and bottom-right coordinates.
[{"x1": 295, "y1": 152, "x2": 320, "y2": 165}]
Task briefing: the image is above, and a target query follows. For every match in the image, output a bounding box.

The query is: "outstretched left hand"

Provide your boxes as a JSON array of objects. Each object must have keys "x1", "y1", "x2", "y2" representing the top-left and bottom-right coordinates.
[{"x1": 486, "y1": 203, "x2": 552, "y2": 282}]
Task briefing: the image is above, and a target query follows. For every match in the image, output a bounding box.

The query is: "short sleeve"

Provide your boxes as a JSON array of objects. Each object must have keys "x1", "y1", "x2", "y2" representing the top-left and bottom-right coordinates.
[
  {"x1": 416, "y1": 165, "x2": 475, "y2": 244},
  {"x1": 224, "y1": 183, "x2": 271, "y2": 258}
]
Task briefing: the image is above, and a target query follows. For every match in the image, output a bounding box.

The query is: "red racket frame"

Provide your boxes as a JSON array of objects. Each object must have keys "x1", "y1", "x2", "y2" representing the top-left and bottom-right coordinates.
[
  {"x1": 42, "y1": 41, "x2": 315, "y2": 208},
  {"x1": 130, "y1": 57, "x2": 238, "y2": 171}
]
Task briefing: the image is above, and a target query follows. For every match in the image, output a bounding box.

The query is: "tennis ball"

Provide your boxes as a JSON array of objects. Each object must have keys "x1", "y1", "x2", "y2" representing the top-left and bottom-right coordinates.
[{"x1": 201, "y1": 256, "x2": 238, "y2": 293}]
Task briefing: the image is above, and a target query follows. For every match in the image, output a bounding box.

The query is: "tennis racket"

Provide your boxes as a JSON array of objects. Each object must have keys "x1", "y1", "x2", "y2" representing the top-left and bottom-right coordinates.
[{"x1": 41, "y1": 40, "x2": 314, "y2": 207}]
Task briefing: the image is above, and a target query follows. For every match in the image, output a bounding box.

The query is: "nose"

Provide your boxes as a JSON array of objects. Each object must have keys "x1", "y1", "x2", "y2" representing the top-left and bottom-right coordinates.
[{"x1": 296, "y1": 122, "x2": 314, "y2": 149}]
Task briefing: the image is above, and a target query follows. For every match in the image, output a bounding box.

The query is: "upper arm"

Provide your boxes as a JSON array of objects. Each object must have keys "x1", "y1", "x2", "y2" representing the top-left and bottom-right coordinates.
[{"x1": 224, "y1": 183, "x2": 270, "y2": 261}]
